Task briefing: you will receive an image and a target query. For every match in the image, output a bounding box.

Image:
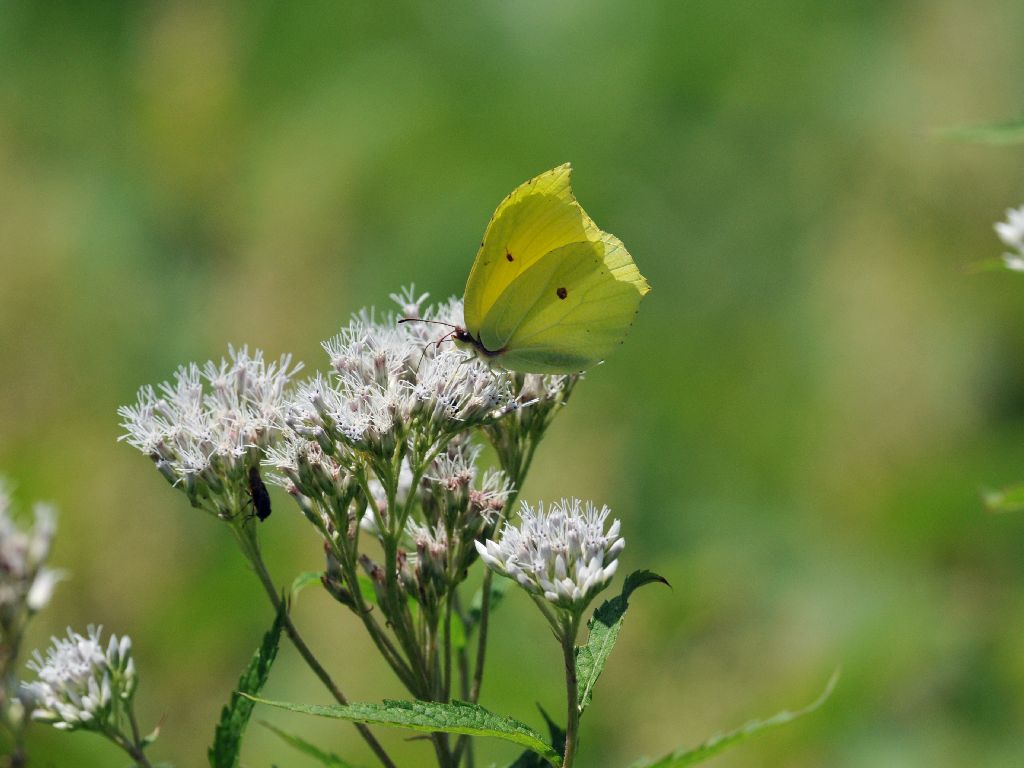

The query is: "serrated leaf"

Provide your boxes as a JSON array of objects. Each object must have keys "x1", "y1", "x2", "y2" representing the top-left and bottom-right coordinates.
[
  {"x1": 507, "y1": 705, "x2": 566, "y2": 768},
  {"x1": 629, "y1": 670, "x2": 840, "y2": 768},
  {"x1": 243, "y1": 696, "x2": 562, "y2": 767},
  {"x1": 261, "y1": 720, "x2": 361, "y2": 767},
  {"x1": 208, "y1": 605, "x2": 286, "y2": 768},
  {"x1": 939, "y1": 118, "x2": 1024, "y2": 145},
  {"x1": 576, "y1": 570, "x2": 669, "y2": 715},
  {"x1": 983, "y1": 484, "x2": 1024, "y2": 513},
  {"x1": 291, "y1": 571, "x2": 323, "y2": 601}
]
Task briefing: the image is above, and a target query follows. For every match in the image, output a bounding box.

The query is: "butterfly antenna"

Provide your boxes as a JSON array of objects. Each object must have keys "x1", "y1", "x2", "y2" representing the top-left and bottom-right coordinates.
[{"x1": 398, "y1": 317, "x2": 459, "y2": 330}]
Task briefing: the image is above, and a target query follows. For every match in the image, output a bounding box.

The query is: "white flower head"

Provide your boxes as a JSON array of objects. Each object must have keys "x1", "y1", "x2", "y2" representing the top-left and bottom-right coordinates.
[
  {"x1": 0, "y1": 481, "x2": 64, "y2": 627},
  {"x1": 422, "y1": 441, "x2": 512, "y2": 534},
  {"x1": 475, "y1": 498, "x2": 624, "y2": 611},
  {"x1": 404, "y1": 520, "x2": 450, "y2": 592},
  {"x1": 22, "y1": 626, "x2": 136, "y2": 732},
  {"x1": 118, "y1": 345, "x2": 302, "y2": 515},
  {"x1": 288, "y1": 289, "x2": 515, "y2": 463}
]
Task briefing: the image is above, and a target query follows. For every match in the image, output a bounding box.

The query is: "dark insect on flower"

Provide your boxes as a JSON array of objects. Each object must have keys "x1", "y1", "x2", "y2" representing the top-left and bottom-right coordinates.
[{"x1": 247, "y1": 465, "x2": 272, "y2": 522}]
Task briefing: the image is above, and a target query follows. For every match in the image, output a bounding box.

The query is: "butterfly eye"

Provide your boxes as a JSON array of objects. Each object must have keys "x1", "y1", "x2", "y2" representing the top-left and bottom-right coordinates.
[
  {"x1": 556, "y1": 287, "x2": 568, "y2": 300},
  {"x1": 505, "y1": 250, "x2": 514, "y2": 262}
]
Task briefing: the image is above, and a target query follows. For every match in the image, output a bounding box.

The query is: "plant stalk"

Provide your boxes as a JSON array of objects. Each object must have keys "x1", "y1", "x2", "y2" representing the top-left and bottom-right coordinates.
[
  {"x1": 237, "y1": 525, "x2": 397, "y2": 768},
  {"x1": 561, "y1": 618, "x2": 581, "y2": 768}
]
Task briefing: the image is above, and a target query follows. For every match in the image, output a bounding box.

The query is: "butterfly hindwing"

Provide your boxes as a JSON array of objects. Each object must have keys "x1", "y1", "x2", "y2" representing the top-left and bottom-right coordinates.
[{"x1": 479, "y1": 233, "x2": 649, "y2": 373}]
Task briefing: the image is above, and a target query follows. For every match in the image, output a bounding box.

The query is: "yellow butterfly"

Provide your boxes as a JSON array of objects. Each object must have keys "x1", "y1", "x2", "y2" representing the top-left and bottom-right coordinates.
[{"x1": 452, "y1": 164, "x2": 650, "y2": 374}]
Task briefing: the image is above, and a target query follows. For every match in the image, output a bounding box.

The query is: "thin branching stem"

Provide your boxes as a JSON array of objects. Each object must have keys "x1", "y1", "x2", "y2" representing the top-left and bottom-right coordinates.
[
  {"x1": 453, "y1": 436, "x2": 543, "y2": 766},
  {"x1": 442, "y1": 589, "x2": 454, "y2": 702},
  {"x1": 235, "y1": 524, "x2": 397, "y2": 768},
  {"x1": 468, "y1": 438, "x2": 537, "y2": 704},
  {"x1": 561, "y1": 618, "x2": 581, "y2": 768},
  {"x1": 337, "y1": 544, "x2": 420, "y2": 691},
  {"x1": 104, "y1": 725, "x2": 154, "y2": 768}
]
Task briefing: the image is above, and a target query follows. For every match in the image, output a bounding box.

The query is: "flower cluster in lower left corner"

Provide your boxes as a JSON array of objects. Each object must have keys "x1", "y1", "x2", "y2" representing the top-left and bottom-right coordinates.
[{"x1": 22, "y1": 626, "x2": 136, "y2": 732}]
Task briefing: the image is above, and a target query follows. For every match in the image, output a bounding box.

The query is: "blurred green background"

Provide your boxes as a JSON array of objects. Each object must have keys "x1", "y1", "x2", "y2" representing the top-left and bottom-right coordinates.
[{"x1": 3, "y1": 1, "x2": 1024, "y2": 765}]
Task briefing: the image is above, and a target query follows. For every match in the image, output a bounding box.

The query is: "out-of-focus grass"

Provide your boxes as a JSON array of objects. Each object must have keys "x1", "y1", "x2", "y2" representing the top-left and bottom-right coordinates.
[{"x1": 2, "y1": 1, "x2": 1024, "y2": 766}]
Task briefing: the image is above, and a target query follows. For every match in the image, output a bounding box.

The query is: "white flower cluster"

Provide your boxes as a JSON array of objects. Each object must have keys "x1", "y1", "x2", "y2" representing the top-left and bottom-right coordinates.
[
  {"x1": 423, "y1": 443, "x2": 512, "y2": 522},
  {"x1": 288, "y1": 289, "x2": 514, "y2": 462},
  {"x1": 22, "y1": 626, "x2": 136, "y2": 732},
  {"x1": 403, "y1": 521, "x2": 450, "y2": 599},
  {"x1": 995, "y1": 205, "x2": 1024, "y2": 271},
  {"x1": 476, "y1": 498, "x2": 624, "y2": 611},
  {"x1": 118, "y1": 345, "x2": 302, "y2": 513},
  {"x1": 0, "y1": 481, "x2": 63, "y2": 630}
]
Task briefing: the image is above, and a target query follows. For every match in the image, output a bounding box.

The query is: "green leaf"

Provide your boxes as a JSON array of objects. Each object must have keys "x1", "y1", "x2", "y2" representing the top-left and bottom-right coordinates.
[
  {"x1": 291, "y1": 571, "x2": 323, "y2": 601},
  {"x1": 630, "y1": 670, "x2": 840, "y2": 768},
  {"x1": 208, "y1": 605, "x2": 286, "y2": 768},
  {"x1": 243, "y1": 696, "x2": 562, "y2": 767},
  {"x1": 507, "y1": 705, "x2": 566, "y2": 768},
  {"x1": 261, "y1": 720, "x2": 362, "y2": 768},
  {"x1": 983, "y1": 484, "x2": 1024, "y2": 513},
  {"x1": 939, "y1": 117, "x2": 1024, "y2": 145},
  {"x1": 576, "y1": 570, "x2": 669, "y2": 715}
]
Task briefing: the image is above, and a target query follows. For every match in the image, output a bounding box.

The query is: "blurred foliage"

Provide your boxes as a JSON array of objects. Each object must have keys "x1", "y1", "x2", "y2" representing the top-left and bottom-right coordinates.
[{"x1": 2, "y1": 1, "x2": 1024, "y2": 766}]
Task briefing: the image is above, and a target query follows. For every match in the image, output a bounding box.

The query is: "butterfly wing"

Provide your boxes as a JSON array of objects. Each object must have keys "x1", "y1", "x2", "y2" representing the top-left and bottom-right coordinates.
[
  {"x1": 479, "y1": 233, "x2": 650, "y2": 374},
  {"x1": 463, "y1": 163, "x2": 601, "y2": 333}
]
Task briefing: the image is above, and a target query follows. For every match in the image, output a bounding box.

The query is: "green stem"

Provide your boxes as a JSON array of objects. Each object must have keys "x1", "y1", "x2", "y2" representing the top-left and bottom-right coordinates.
[
  {"x1": 329, "y1": 492, "x2": 418, "y2": 691},
  {"x1": 236, "y1": 525, "x2": 398, "y2": 768},
  {"x1": 382, "y1": 536, "x2": 431, "y2": 696},
  {"x1": 467, "y1": 438, "x2": 537, "y2": 704},
  {"x1": 0, "y1": 644, "x2": 27, "y2": 768},
  {"x1": 454, "y1": 440, "x2": 541, "y2": 766},
  {"x1": 104, "y1": 726, "x2": 154, "y2": 768},
  {"x1": 442, "y1": 590, "x2": 454, "y2": 702},
  {"x1": 432, "y1": 733, "x2": 454, "y2": 768},
  {"x1": 561, "y1": 624, "x2": 580, "y2": 768},
  {"x1": 337, "y1": 544, "x2": 419, "y2": 691},
  {"x1": 377, "y1": 460, "x2": 432, "y2": 697}
]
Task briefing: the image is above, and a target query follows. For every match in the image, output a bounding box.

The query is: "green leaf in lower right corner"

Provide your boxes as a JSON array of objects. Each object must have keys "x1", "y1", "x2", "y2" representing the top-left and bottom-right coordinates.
[{"x1": 629, "y1": 670, "x2": 840, "y2": 768}]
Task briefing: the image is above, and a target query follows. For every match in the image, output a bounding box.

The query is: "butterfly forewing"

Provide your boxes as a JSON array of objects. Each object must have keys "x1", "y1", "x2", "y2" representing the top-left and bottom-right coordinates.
[{"x1": 463, "y1": 163, "x2": 600, "y2": 331}]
